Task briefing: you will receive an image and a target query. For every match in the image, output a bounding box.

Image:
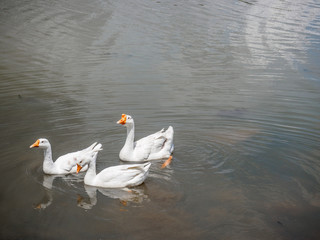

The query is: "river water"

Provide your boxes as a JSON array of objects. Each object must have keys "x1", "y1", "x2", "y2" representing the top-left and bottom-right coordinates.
[{"x1": 1, "y1": 0, "x2": 320, "y2": 239}]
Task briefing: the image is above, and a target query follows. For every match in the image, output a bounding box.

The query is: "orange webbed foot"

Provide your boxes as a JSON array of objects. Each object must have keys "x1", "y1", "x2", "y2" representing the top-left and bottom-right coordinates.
[{"x1": 161, "y1": 156, "x2": 172, "y2": 169}]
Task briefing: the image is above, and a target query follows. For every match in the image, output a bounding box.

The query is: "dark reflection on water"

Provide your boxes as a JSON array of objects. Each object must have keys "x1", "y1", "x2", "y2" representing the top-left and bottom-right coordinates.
[{"x1": 1, "y1": 0, "x2": 320, "y2": 239}]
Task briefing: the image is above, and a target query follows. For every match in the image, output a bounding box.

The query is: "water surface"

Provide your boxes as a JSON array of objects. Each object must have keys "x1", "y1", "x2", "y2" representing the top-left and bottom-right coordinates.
[{"x1": 1, "y1": 0, "x2": 320, "y2": 239}]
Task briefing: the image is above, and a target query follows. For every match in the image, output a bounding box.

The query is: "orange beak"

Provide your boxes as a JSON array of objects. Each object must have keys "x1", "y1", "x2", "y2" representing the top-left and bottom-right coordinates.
[
  {"x1": 76, "y1": 164, "x2": 82, "y2": 173},
  {"x1": 30, "y1": 139, "x2": 40, "y2": 148},
  {"x1": 117, "y1": 114, "x2": 127, "y2": 125}
]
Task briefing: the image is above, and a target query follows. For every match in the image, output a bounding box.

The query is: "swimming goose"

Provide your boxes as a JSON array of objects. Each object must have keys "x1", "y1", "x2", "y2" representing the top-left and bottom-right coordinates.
[
  {"x1": 117, "y1": 114, "x2": 174, "y2": 165},
  {"x1": 30, "y1": 138, "x2": 102, "y2": 175},
  {"x1": 76, "y1": 156, "x2": 151, "y2": 188}
]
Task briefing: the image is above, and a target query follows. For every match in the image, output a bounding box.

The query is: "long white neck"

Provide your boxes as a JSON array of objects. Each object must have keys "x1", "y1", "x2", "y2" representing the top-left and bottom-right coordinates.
[
  {"x1": 42, "y1": 145, "x2": 55, "y2": 174},
  {"x1": 84, "y1": 157, "x2": 97, "y2": 186},
  {"x1": 124, "y1": 123, "x2": 135, "y2": 151},
  {"x1": 119, "y1": 122, "x2": 135, "y2": 161}
]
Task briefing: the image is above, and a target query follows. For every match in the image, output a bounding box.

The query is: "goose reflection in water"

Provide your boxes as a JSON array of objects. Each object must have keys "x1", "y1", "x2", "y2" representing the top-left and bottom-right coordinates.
[
  {"x1": 34, "y1": 156, "x2": 175, "y2": 210},
  {"x1": 77, "y1": 185, "x2": 148, "y2": 210},
  {"x1": 34, "y1": 174, "x2": 83, "y2": 210},
  {"x1": 76, "y1": 160, "x2": 176, "y2": 210}
]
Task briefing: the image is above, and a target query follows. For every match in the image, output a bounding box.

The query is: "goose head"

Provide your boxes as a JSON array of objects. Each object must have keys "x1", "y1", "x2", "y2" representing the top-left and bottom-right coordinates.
[
  {"x1": 117, "y1": 114, "x2": 133, "y2": 127},
  {"x1": 76, "y1": 155, "x2": 92, "y2": 173},
  {"x1": 30, "y1": 138, "x2": 50, "y2": 149}
]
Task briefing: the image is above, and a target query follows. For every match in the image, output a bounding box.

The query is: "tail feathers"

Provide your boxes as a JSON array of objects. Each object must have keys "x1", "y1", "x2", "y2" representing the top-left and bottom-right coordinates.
[
  {"x1": 128, "y1": 162, "x2": 151, "y2": 172},
  {"x1": 85, "y1": 142, "x2": 98, "y2": 151},
  {"x1": 165, "y1": 126, "x2": 174, "y2": 139},
  {"x1": 86, "y1": 143, "x2": 102, "y2": 160},
  {"x1": 164, "y1": 126, "x2": 174, "y2": 154},
  {"x1": 155, "y1": 126, "x2": 174, "y2": 140},
  {"x1": 132, "y1": 162, "x2": 151, "y2": 186},
  {"x1": 165, "y1": 126, "x2": 174, "y2": 146},
  {"x1": 125, "y1": 162, "x2": 151, "y2": 187},
  {"x1": 85, "y1": 142, "x2": 103, "y2": 153},
  {"x1": 170, "y1": 143, "x2": 174, "y2": 153},
  {"x1": 93, "y1": 143, "x2": 103, "y2": 152}
]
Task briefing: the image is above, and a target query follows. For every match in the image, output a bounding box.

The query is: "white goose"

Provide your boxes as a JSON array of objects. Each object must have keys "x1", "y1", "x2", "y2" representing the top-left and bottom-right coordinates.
[
  {"x1": 76, "y1": 155, "x2": 151, "y2": 188},
  {"x1": 30, "y1": 138, "x2": 102, "y2": 175},
  {"x1": 117, "y1": 114, "x2": 174, "y2": 166}
]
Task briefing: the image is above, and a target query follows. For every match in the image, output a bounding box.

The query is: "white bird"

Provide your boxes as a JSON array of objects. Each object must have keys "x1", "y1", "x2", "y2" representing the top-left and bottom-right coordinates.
[
  {"x1": 76, "y1": 155, "x2": 151, "y2": 188},
  {"x1": 117, "y1": 114, "x2": 174, "y2": 166},
  {"x1": 30, "y1": 138, "x2": 102, "y2": 175}
]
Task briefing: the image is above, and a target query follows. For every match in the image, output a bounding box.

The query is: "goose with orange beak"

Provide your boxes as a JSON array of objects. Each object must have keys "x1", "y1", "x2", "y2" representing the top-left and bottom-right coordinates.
[
  {"x1": 75, "y1": 155, "x2": 151, "y2": 188},
  {"x1": 30, "y1": 138, "x2": 102, "y2": 175},
  {"x1": 117, "y1": 114, "x2": 174, "y2": 167}
]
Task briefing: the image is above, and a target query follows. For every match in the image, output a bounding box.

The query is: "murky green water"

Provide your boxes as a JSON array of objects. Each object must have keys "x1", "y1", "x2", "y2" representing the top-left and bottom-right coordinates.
[{"x1": 1, "y1": 0, "x2": 320, "y2": 239}]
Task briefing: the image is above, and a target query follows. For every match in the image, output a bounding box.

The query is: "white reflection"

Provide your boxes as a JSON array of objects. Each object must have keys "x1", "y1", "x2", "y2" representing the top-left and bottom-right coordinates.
[
  {"x1": 34, "y1": 175, "x2": 55, "y2": 210},
  {"x1": 245, "y1": 0, "x2": 319, "y2": 67},
  {"x1": 77, "y1": 185, "x2": 148, "y2": 210},
  {"x1": 34, "y1": 174, "x2": 82, "y2": 210},
  {"x1": 34, "y1": 159, "x2": 174, "y2": 210}
]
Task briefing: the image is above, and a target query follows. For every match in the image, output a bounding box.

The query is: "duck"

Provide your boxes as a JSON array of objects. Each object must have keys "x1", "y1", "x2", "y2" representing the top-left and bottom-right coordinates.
[
  {"x1": 30, "y1": 138, "x2": 102, "y2": 175},
  {"x1": 76, "y1": 155, "x2": 151, "y2": 188},
  {"x1": 117, "y1": 114, "x2": 174, "y2": 165}
]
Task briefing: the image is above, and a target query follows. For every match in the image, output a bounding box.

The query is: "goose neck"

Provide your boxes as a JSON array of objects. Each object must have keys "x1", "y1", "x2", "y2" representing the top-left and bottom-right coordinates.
[
  {"x1": 125, "y1": 123, "x2": 135, "y2": 149},
  {"x1": 43, "y1": 145, "x2": 55, "y2": 174},
  {"x1": 84, "y1": 159, "x2": 97, "y2": 185}
]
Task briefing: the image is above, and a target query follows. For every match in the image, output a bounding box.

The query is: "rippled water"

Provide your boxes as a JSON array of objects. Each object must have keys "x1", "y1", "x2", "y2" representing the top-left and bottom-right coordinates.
[{"x1": 1, "y1": 0, "x2": 320, "y2": 239}]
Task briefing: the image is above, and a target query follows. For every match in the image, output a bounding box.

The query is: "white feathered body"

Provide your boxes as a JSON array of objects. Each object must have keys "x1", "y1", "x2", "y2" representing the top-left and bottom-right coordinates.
[
  {"x1": 84, "y1": 161, "x2": 151, "y2": 188},
  {"x1": 30, "y1": 139, "x2": 102, "y2": 175},
  {"x1": 119, "y1": 125, "x2": 174, "y2": 162}
]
